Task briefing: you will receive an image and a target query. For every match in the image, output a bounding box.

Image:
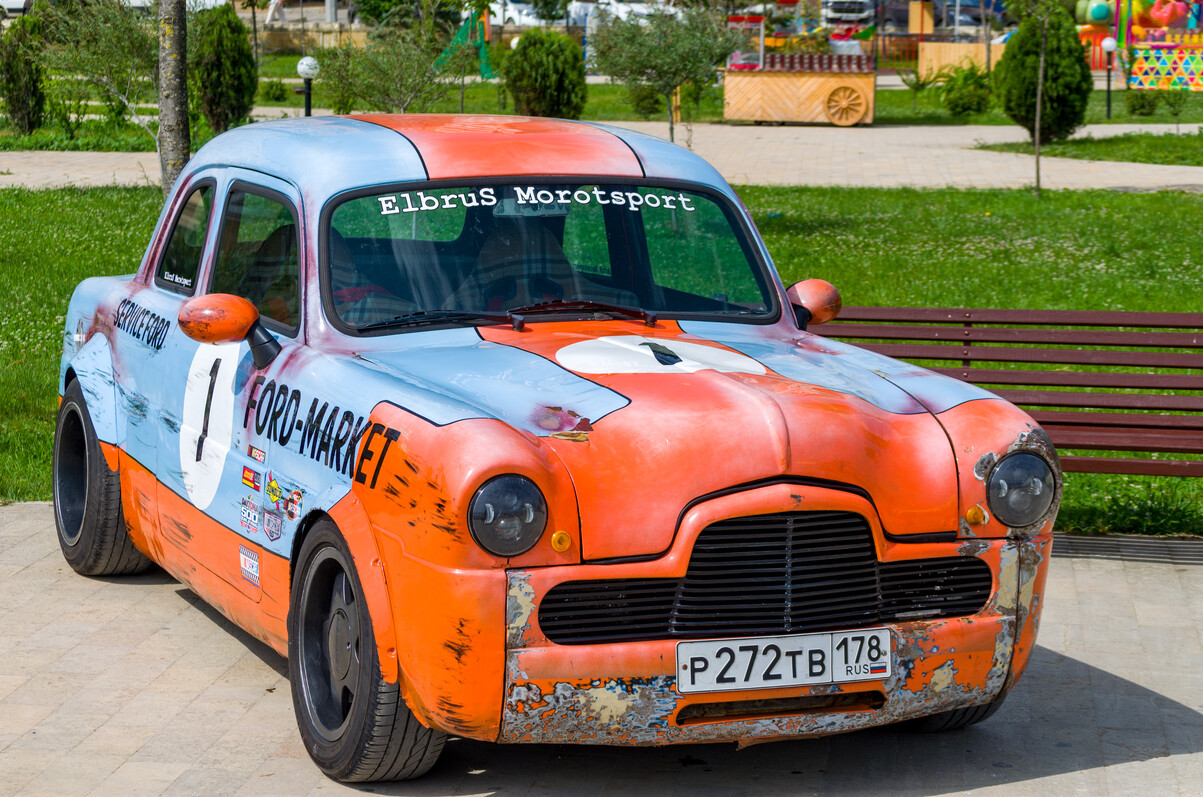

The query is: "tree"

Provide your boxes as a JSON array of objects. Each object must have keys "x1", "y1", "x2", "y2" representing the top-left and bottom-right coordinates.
[
  {"x1": 40, "y1": 0, "x2": 160, "y2": 147},
  {"x1": 317, "y1": 11, "x2": 467, "y2": 114},
  {"x1": 159, "y1": 0, "x2": 190, "y2": 198},
  {"x1": 190, "y1": 4, "x2": 258, "y2": 133},
  {"x1": 995, "y1": 3, "x2": 1091, "y2": 197},
  {"x1": 502, "y1": 27, "x2": 585, "y2": 118},
  {"x1": 590, "y1": 7, "x2": 743, "y2": 143},
  {"x1": 529, "y1": 0, "x2": 569, "y2": 24},
  {"x1": 0, "y1": 12, "x2": 46, "y2": 134}
]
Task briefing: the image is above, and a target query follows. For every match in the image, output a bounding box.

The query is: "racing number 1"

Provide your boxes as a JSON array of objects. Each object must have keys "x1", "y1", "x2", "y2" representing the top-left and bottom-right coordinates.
[{"x1": 195, "y1": 358, "x2": 222, "y2": 462}]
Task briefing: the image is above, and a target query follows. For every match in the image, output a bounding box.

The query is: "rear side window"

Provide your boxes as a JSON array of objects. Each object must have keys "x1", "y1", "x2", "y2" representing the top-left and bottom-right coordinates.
[
  {"x1": 211, "y1": 186, "x2": 300, "y2": 334},
  {"x1": 155, "y1": 184, "x2": 213, "y2": 295}
]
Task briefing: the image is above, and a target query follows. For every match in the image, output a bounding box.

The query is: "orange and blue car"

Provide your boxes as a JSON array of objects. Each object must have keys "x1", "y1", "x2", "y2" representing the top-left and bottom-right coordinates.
[{"x1": 54, "y1": 115, "x2": 1061, "y2": 782}]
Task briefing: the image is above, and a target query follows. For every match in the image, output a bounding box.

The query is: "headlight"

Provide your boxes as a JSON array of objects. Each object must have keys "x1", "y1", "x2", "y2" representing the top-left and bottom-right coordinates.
[
  {"x1": 986, "y1": 453, "x2": 1055, "y2": 529},
  {"x1": 468, "y1": 475, "x2": 548, "y2": 557}
]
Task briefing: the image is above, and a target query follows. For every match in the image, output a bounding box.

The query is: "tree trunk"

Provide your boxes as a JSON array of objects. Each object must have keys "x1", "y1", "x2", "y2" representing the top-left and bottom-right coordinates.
[
  {"x1": 664, "y1": 90, "x2": 675, "y2": 143},
  {"x1": 1034, "y1": 15, "x2": 1047, "y2": 199},
  {"x1": 158, "y1": 0, "x2": 190, "y2": 199},
  {"x1": 250, "y1": 1, "x2": 260, "y2": 66}
]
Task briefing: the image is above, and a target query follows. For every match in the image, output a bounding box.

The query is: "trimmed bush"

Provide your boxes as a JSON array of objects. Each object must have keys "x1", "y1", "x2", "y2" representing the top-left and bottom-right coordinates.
[
  {"x1": 938, "y1": 62, "x2": 992, "y2": 117},
  {"x1": 1126, "y1": 89, "x2": 1159, "y2": 116},
  {"x1": 995, "y1": 6, "x2": 1092, "y2": 142},
  {"x1": 0, "y1": 13, "x2": 46, "y2": 134},
  {"x1": 190, "y1": 4, "x2": 258, "y2": 133},
  {"x1": 261, "y1": 78, "x2": 289, "y2": 103},
  {"x1": 502, "y1": 29, "x2": 586, "y2": 120}
]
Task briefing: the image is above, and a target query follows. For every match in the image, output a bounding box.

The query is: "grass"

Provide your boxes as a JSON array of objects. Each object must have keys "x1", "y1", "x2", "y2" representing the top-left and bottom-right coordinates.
[
  {"x1": 3, "y1": 184, "x2": 1202, "y2": 536},
  {"x1": 977, "y1": 130, "x2": 1203, "y2": 167},
  {"x1": 0, "y1": 120, "x2": 157, "y2": 152}
]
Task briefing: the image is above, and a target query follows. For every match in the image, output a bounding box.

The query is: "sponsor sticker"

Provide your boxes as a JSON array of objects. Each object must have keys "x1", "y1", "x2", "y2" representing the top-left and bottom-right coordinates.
[
  {"x1": 286, "y1": 490, "x2": 303, "y2": 521},
  {"x1": 242, "y1": 466, "x2": 261, "y2": 491},
  {"x1": 247, "y1": 444, "x2": 266, "y2": 463},
  {"x1": 263, "y1": 510, "x2": 284, "y2": 542},
  {"x1": 265, "y1": 472, "x2": 282, "y2": 504},
  {"x1": 239, "y1": 495, "x2": 260, "y2": 532},
  {"x1": 239, "y1": 545, "x2": 260, "y2": 587}
]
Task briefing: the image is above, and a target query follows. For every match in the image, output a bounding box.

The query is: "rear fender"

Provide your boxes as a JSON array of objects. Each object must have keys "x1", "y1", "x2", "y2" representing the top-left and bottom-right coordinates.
[{"x1": 65, "y1": 334, "x2": 121, "y2": 446}]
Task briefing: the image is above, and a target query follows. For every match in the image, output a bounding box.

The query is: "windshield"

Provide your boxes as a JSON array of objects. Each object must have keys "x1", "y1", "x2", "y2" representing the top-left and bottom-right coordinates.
[{"x1": 325, "y1": 182, "x2": 775, "y2": 331}]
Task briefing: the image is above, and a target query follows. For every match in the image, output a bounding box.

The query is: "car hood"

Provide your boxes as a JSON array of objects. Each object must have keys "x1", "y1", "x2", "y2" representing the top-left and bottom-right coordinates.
[{"x1": 358, "y1": 321, "x2": 998, "y2": 560}]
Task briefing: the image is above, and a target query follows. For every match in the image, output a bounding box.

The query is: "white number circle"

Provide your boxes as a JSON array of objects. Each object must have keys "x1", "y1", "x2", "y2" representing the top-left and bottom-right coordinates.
[{"x1": 179, "y1": 342, "x2": 242, "y2": 510}]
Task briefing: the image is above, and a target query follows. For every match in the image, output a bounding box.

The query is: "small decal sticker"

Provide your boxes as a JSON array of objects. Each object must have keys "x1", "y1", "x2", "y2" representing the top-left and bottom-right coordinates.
[
  {"x1": 239, "y1": 495, "x2": 260, "y2": 532},
  {"x1": 263, "y1": 510, "x2": 284, "y2": 542},
  {"x1": 287, "y1": 490, "x2": 303, "y2": 521},
  {"x1": 265, "y1": 472, "x2": 282, "y2": 505},
  {"x1": 239, "y1": 545, "x2": 260, "y2": 587},
  {"x1": 247, "y1": 444, "x2": 266, "y2": 463},
  {"x1": 242, "y1": 466, "x2": 261, "y2": 491}
]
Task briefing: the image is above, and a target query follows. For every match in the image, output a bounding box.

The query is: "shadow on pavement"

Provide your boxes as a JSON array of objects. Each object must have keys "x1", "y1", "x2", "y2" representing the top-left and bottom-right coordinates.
[{"x1": 344, "y1": 644, "x2": 1203, "y2": 795}]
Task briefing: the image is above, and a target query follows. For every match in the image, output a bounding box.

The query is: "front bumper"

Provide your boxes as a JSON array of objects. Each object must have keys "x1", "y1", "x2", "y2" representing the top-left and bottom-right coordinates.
[{"x1": 498, "y1": 484, "x2": 1051, "y2": 745}]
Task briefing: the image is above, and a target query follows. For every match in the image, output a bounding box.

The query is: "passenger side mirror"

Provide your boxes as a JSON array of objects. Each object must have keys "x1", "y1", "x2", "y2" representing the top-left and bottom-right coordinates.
[
  {"x1": 178, "y1": 293, "x2": 281, "y2": 369},
  {"x1": 785, "y1": 279, "x2": 842, "y2": 330}
]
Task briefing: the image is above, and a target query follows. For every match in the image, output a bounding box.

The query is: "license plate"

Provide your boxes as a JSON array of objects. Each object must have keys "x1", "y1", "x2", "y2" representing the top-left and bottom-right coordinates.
[{"x1": 675, "y1": 628, "x2": 892, "y2": 694}]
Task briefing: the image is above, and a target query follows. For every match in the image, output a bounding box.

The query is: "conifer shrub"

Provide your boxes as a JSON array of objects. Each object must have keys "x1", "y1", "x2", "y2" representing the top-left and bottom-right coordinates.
[
  {"x1": 190, "y1": 4, "x2": 258, "y2": 133},
  {"x1": 0, "y1": 13, "x2": 46, "y2": 134},
  {"x1": 502, "y1": 28, "x2": 586, "y2": 119},
  {"x1": 995, "y1": 6, "x2": 1092, "y2": 142}
]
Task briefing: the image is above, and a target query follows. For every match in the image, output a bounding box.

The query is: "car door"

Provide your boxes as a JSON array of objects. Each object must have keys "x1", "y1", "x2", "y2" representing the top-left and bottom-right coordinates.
[{"x1": 154, "y1": 171, "x2": 306, "y2": 607}]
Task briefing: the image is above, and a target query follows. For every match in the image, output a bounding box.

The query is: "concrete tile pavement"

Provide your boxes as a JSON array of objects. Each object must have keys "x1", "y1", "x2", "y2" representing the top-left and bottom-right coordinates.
[
  {"x1": 1, "y1": 501, "x2": 1200, "y2": 795},
  {"x1": 3, "y1": 118, "x2": 1202, "y2": 191}
]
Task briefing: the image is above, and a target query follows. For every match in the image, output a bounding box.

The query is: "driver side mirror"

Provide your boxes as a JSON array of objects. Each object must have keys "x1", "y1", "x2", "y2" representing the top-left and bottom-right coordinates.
[
  {"x1": 178, "y1": 293, "x2": 282, "y2": 369},
  {"x1": 785, "y1": 279, "x2": 842, "y2": 330}
]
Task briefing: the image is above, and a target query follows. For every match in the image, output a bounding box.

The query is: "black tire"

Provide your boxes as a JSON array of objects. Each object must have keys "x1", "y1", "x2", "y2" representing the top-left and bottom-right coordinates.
[
  {"x1": 901, "y1": 694, "x2": 1007, "y2": 732},
  {"x1": 53, "y1": 379, "x2": 151, "y2": 576},
  {"x1": 288, "y1": 519, "x2": 445, "y2": 782}
]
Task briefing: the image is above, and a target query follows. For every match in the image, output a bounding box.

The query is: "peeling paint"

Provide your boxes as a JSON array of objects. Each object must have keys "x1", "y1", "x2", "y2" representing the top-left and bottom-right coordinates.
[{"x1": 973, "y1": 451, "x2": 996, "y2": 481}]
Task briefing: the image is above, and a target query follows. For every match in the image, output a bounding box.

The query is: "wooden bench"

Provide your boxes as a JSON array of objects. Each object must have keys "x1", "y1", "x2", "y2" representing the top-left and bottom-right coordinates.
[{"x1": 809, "y1": 307, "x2": 1203, "y2": 477}]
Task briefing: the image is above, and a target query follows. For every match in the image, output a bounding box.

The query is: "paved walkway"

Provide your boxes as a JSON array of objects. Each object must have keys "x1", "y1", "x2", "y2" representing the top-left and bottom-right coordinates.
[
  {"x1": 1, "y1": 501, "x2": 1200, "y2": 796},
  {"x1": 3, "y1": 118, "x2": 1201, "y2": 191}
]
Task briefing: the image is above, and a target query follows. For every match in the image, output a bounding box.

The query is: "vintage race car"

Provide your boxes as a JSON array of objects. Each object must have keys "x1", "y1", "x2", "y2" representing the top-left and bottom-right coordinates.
[{"x1": 54, "y1": 115, "x2": 1060, "y2": 782}]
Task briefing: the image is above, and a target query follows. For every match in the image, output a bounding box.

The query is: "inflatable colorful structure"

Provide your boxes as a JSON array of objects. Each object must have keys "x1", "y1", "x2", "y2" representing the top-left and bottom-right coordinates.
[{"x1": 1116, "y1": 0, "x2": 1203, "y2": 89}]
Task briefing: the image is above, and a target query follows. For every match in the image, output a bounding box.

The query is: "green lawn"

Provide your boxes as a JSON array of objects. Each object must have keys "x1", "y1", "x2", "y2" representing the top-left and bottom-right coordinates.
[
  {"x1": 4, "y1": 185, "x2": 1202, "y2": 535},
  {"x1": 977, "y1": 130, "x2": 1203, "y2": 167}
]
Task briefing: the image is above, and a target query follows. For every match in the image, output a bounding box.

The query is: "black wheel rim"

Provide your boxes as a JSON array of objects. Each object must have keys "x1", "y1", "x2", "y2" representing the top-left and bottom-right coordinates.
[
  {"x1": 54, "y1": 403, "x2": 89, "y2": 547},
  {"x1": 298, "y1": 547, "x2": 363, "y2": 742}
]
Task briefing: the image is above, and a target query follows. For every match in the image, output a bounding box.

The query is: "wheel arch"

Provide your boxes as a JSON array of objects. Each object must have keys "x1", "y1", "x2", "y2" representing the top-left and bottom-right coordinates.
[
  {"x1": 290, "y1": 498, "x2": 400, "y2": 685},
  {"x1": 62, "y1": 334, "x2": 121, "y2": 447}
]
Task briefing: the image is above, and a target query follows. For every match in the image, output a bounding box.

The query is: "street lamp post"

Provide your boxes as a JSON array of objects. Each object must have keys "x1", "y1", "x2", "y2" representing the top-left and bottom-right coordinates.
[
  {"x1": 1101, "y1": 36, "x2": 1117, "y2": 120},
  {"x1": 297, "y1": 56, "x2": 320, "y2": 117}
]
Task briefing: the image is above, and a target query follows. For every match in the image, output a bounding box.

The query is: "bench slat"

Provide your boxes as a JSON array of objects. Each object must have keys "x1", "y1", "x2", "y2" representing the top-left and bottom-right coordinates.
[
  {"x1": 822, "y1": 324, "x2": 1203, "y2": 349},
  {"x1": 929, "y1": 368, "x2": 1203, "y2": 390},
  {"x1": 991, "y1": 389, "x2": 1203, "y2": 412},
  {"x1": 1060, "y1": 456, "x2": 1203, "y2": 477},
  {"x1": 846, "y1": 342, "x2": 1203, "y2": 369},
  {"x1": 1030, "y1": 410, "x2": 1203, "y2": 430},
  {"x1": 1043, "y1": 428, "x2": 1203, "y2": 454},
  {"x1": 830, "y1": 307, "x2": 1203, "y2": 328}
]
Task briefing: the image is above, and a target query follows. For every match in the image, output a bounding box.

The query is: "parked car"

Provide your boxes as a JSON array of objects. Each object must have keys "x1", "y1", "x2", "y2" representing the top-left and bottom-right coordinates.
[
  {"x1": 1, "y1": 0, "x2": 32, "y2": 14},
  {"x1": 55, "y1": 114, "x2": 1061, "y2": 782}
]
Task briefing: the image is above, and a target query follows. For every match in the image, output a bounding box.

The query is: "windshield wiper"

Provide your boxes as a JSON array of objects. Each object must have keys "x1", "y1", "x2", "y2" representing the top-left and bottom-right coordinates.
[
  {"x1": 507, "y1": 299, "x2": 657, "y2": 327},
  {"x1": 357, "y1": 310, "x2": 525, "y2": 332}
]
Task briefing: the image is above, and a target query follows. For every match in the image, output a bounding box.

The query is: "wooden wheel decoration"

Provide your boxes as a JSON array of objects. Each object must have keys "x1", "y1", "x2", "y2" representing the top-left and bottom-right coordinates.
[{"x1": 825, "y1": 86, "x2": 867, "y2": 127}]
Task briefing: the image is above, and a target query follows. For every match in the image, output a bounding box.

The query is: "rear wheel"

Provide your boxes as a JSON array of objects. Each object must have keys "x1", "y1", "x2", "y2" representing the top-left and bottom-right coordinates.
[
  {"x1": 902, "y1": 695, "x2": 1007, "y2": 732},
  {"x1": 289, "y1": 519, "x2": 445, "y2": 782},
  {"x1": 53, "y1": 379, "x2": 150, "y2": 576}
]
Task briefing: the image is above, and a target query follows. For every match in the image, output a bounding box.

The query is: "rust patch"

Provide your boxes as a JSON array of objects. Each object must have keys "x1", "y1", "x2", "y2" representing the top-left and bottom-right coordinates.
[
  {"x1": 444, "y1": 619, "x2": 471, "y2": 665},
  {"x1": 973, "y1": 451, "x2": 996, "y2": 481}
]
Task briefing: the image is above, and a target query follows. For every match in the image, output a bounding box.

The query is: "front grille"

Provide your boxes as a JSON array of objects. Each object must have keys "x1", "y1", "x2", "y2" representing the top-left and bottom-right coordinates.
[{"x1": 539, "y1": 511, "x2": 993, "y2": 645}]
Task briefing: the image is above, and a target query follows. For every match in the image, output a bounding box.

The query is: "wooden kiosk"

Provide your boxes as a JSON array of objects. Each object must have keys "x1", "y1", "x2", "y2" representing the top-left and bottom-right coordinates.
[{"x1": 723, "y1": 16, "x2": 876, "y2": 126}]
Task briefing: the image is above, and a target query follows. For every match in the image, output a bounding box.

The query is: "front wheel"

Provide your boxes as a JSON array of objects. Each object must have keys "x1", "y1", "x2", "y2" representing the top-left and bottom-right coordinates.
[
  {"x1": 288, "y1": 519, "x2": 445, "y2": 782},
  {"x1": 902, "y1": 694, "x2": 1007, "y2": 732}
]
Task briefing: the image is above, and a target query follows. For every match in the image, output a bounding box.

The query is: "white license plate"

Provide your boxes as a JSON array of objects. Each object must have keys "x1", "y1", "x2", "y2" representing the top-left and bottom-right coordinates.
[{"x1": 675, "y1": 628, "x2": 892, "y2": 694}]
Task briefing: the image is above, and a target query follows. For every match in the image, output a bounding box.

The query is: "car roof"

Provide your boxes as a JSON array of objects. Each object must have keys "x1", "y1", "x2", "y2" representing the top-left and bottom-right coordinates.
[{"x1": 182, "y1": 114, "x2": 735, "y2": 204}]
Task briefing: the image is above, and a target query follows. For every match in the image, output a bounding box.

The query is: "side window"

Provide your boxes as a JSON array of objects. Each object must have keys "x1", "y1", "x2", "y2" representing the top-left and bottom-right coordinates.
[
  {"x1": 211, "y1": 187, "x2": 300, "y2": 334},
  {"x1": 155, "y1": 184, "x2": 213, "y2": 295}
]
